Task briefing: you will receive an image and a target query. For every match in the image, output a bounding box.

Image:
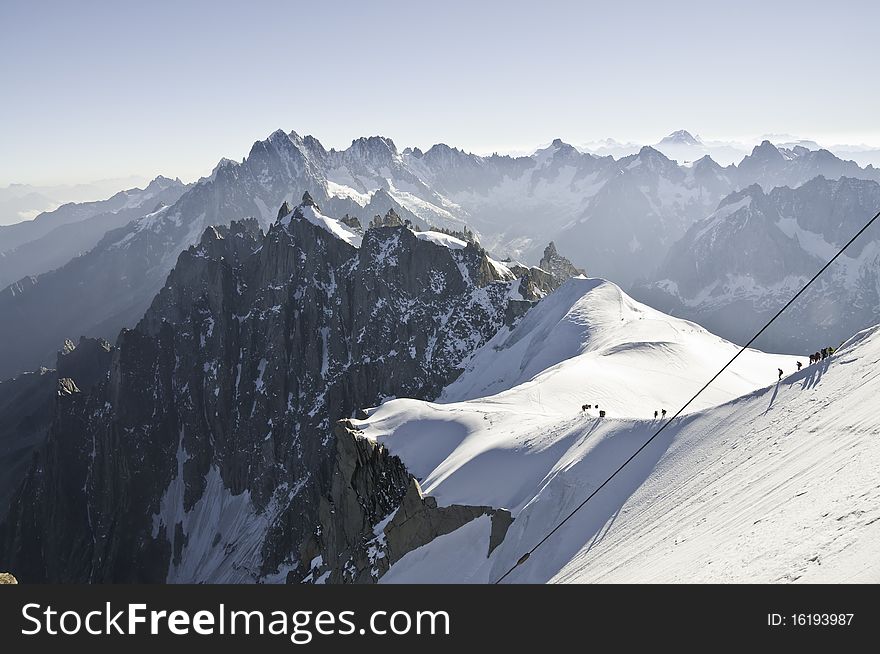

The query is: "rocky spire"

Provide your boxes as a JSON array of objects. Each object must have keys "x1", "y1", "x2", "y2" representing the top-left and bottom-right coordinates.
[
  {"x1": 368, "y1": 208, "x2": 404, "y2": 229},
  {"x1": 277, "y1": 201, "x2": 292, "y2": 220},
  {"x1": 539, "y1": 241, "x2": 585, "y2": 285},
  {"x1": 301, "y1": 191, "x2": 318, "y2": 209}
]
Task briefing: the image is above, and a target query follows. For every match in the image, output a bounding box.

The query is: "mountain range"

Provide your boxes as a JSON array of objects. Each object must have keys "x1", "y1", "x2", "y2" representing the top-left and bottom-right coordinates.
[
  {"x1": 633, "y1": 176, "x2": 880, "y2": 353},
  {"x1": 3, "y1": 128, "x2": 880, "y2": 379},
  {"x1": 0, "y1": 176, "x2": 189, "y2": 289},
  {"x1": 582, "y1": 130, "x2": 880, "y2": 169},
  {"x1": 0, "y1": 176, "x2": 151, "y2": 227},
  {"x1": 0, "y1": 193, "x2": 574, "y2": 582},
  {"x1": 2, "y1": 125, "x2": 879, "y2": 583}
]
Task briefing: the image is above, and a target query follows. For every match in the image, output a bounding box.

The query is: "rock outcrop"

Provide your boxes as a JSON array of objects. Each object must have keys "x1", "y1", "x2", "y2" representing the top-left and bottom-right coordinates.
[
  {"x1": 539, "y1": 241, "x2": 585, "y2": 285},
  {"x1": 301, "y1": 421, "x2": 512, "y2": 583},
  {"x1": 0, "y1": 336, "x2": 113, "y2": 521},
  {"x1": 1, "y1": 198, "x2": 530, "y2": 583}
]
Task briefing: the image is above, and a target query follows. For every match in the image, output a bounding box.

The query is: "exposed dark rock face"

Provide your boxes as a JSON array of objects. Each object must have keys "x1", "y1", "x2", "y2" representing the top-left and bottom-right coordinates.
[
  {"x1": 0, "y1": 337, "x2": 113, "y2": 520},
  {"x1": 302, "y1": 420, "x2": 512, "y2": 583},
  {"x1": 340, "y1": 214, "x2": 362, "y2": 232},
  {"x1": 506, "y1": 242, "x2": 582, "y2": 301},
  {"x1": 539, "y1": 241, "x2": 585, "y2": 285},
  {"x1": 0, "y1": 369, "x2": 54, "y2": 518},
  {"x1": 276, "y1": 201, "x2": 292, "y2": 220},
  {"x1": 368, "y1": 208, "x2": 404, "y2": 229},
  {"x1": 1, "y1": 199, "x2": 529, "y2": 583}
]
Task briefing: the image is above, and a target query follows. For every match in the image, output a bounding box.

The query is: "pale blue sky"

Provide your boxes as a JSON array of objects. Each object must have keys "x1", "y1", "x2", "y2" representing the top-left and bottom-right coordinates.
[{"x1": 1, "y1": 0, "x2": 877, "y2": 185}]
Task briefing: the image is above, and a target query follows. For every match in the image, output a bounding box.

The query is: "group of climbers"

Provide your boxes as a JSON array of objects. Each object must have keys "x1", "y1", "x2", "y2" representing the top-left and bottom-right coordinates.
[
  {"x1": 582, "y1": 344, "x2": 841, "y2": 419},
  {"x1": 581, "y1": 403, "x2": 670, "y2": 421},
  {"x1": 581, "y1": 403, "x2": 606, "y2": 418},
  {"x1": 781, "y1": 345, "x2": 837, "y2": 380},
  {"x1": 808, "y1": 346, "x2": 835, "y2": 365}
]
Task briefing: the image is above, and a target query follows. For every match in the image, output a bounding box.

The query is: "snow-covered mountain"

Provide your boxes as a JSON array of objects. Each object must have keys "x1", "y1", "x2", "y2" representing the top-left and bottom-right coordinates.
[
  {"x1": 0, "y1": 176, "x2": 187, "y2": 256},
  {"x1": 651, "y1": 130, "x2": 734, "y2": 165},
  {"x1": 0, "y1": 194, "x2": 582, "y2": 583},
  {"x1": 633, "y1": 176, "x2": 880, "y2": 353},
  {"x1": 0, "y1": 176, "x2": 189, "y2": 288},
  {"x1": 583, "y1": 130, "x2": 880, "y2": 169},
  {"x1": 552, "y1": 147, "x2": 736, "y2": 285},
  {"x1": 3, "y1": 128, "x2": 880, "y2": 380},
  {"x1": 4, "y1": 211, "x2": 876, "y2": 583},
  {"x1": 0, "y1": 176, "x2": 152, "y2": 227},
  {"x1": 352, "y1": 278, "x2": 880, "y2": 583},
  {"x1": 736, "y1": 141, "x2": 880, "y2": 191}
]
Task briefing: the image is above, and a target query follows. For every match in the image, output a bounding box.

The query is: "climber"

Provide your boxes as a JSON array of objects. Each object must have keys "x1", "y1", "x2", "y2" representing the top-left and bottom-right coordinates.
[
  {"x1": 654, "y1": 410, "x2": 658, "y2": 420},
  {"x1": 796, "y1": 361, "x2": 802, "y2": 371},
  {"x1": 778, "y1": 368, "x2": 783, "y2": 380},
  {"x1": 661, "y1": 409, "x2": 667, "y2": 419}
]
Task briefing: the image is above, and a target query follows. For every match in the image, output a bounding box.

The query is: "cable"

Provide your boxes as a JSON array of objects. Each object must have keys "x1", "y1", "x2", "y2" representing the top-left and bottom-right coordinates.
[{"x1": 493, "y1": 207, "x2": 880, "y2": 584}]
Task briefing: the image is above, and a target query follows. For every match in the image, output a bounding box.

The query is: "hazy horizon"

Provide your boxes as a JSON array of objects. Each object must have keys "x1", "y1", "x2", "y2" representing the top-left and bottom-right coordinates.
[{"x1": 2, "y1": 0, "x2": 879, "y2": 187}]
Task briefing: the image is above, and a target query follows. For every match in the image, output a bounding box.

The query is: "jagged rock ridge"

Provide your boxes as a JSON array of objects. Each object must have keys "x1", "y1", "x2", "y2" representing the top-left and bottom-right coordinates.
[{"x1": 1, "y1": 196, "x2": 549, "y2": 583}]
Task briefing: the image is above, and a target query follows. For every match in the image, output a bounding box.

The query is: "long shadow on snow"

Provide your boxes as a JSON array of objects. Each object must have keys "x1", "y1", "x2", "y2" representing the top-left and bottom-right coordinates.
[
  {"x1": 496, "y1": 353, "x2": 847, "y2": 582},
  {"x1": 494, "y1": 416, "x2": 684, "y2": 583}
]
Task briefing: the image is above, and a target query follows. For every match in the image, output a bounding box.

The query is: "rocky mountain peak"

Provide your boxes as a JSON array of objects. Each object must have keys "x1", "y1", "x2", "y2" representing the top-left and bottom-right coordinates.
[
  {"x1": 692, "y1": 154, "x2": 722, "y2": 170},
  {"x1": 267, "y1": 128, "x2": 291, "y2": 144},
  {"x1": 1, "y1": 200, "x2": 534, "y2": 583},
  {"x1": 346, "y1": 136, "x2": 399, "y2": 162},
  {"x1": 145, "y1": 175, "x2": 184, "y2": 192},
  {"x1": 300, "y1": 191, "x2": 318, "y2": 208},
  {"x1": 277, "y1": 201, "x2": 292, "y2": 220},
  {"x1": 750, "y1": 140, "x2": 784, "y2": 161},
  {"x1": 660, "y1": 130, "x2": 701, "y2": 146},
  {"x1": 369, "y1": 208, "x2": 404, "y2": 228},
  {"x1": 719, "y1": 182, "x2": 764, "y2": 208},
  {"x1": 539, "y1": 241, "x2": 585, "y2": 285},
  {"x1": 301, "y1": 134, "x2": 328, "y2": 160}
]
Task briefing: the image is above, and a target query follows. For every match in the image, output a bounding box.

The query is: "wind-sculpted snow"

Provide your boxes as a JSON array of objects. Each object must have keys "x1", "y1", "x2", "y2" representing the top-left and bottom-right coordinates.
[{"x1": 356, "y1": 281, "x2": 880, "y2": 583}]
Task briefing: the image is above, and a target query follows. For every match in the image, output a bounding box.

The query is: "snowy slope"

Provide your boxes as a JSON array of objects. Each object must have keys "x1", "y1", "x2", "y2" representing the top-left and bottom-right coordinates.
[
  {"x1": 354, "y1": 279, "x2": 879, "y2": 583},
  {"x1": 441, "y1": 277, "x2": 796, "y2": 411},
  {"x1": 280, "y1": 204, "x2": 363, "y2": 248}
]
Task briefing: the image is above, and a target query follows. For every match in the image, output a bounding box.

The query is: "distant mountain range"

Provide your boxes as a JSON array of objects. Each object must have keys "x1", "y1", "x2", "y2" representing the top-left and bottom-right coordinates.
[
  {"x1": 2, "y1": 128, "x2": 880, "y2": 378},
  {"x1": 0, "y1": 176, "x2": 151, "y2": 226},
  {"x1": 633, "y1": 176, "x2": 880, "y2": 353},
  {"x1": 581, "y1": 130, "x2": 880, "y2": 169},
  {"x1": 0, "y1": 176, "x2": 189, "y2": 288}
]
